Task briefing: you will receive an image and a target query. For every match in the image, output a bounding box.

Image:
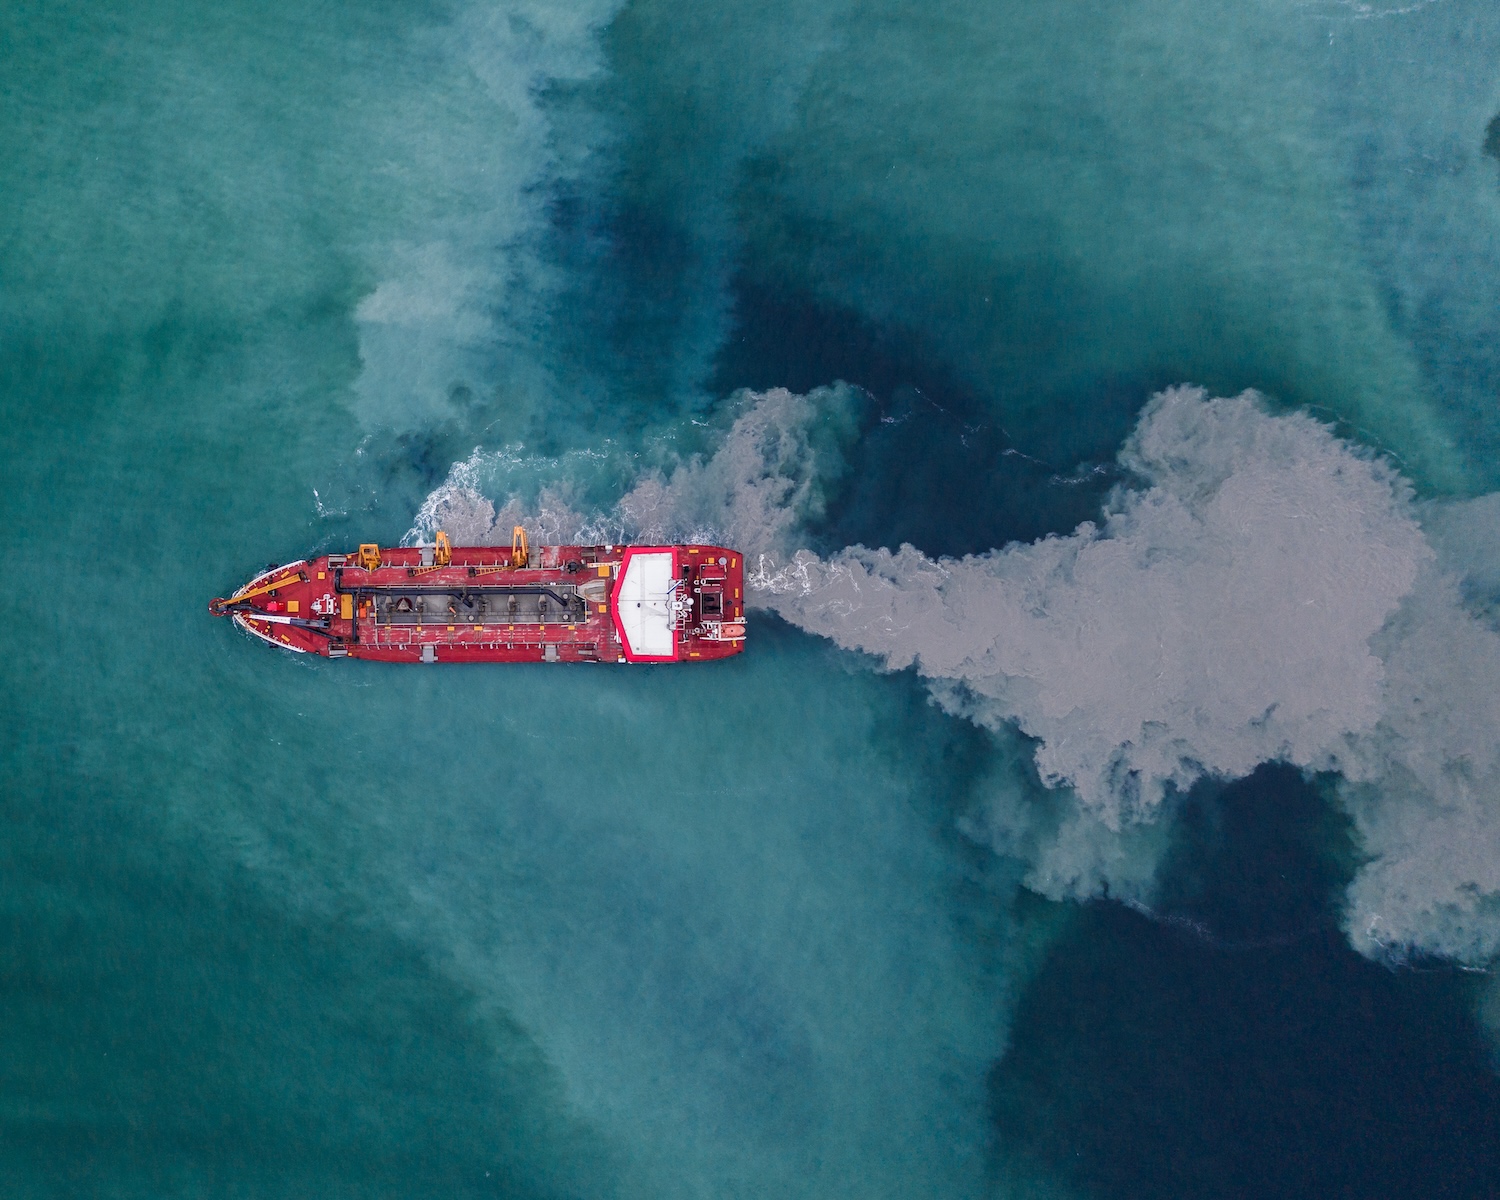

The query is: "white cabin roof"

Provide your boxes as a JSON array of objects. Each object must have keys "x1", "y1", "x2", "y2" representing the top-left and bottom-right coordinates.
[{"x1": 615, "y1": 550, "x2": 676, "y2": 659}]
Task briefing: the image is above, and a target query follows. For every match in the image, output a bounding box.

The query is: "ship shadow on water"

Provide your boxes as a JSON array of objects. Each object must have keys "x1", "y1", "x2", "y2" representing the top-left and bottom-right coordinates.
[{"x1": 988, "y1": 764, "x2": 1500, "y2": 1200}]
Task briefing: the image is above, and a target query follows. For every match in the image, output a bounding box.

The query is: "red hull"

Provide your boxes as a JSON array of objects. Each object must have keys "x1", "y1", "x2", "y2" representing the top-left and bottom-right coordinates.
[{"x1": 211, "y1": 542, "x2": 747, "y2": 664}]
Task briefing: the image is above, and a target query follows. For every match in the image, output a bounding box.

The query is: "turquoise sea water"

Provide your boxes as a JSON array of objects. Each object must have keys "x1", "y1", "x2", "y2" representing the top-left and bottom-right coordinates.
[{"x1": 4, "y1": 1, "x2": 1500, "y2": 1196}]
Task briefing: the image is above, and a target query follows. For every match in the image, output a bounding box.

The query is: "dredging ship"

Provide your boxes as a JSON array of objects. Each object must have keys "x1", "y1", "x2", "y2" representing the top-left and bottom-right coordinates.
[{"x1": 210, "y1": 528, "x2": 746, "y2": 664}]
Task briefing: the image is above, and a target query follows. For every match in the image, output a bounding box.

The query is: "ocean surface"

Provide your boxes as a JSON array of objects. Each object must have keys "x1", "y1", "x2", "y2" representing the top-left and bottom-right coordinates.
[{"x1": 4, "y1": 1, "x2": 1500, "y2": 1196}]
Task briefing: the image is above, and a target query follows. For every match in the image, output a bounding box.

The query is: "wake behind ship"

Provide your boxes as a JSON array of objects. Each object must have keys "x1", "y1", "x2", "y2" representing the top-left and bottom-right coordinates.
[{"x1": 210, "y1": 529, "x2": 746, "y2": 663}]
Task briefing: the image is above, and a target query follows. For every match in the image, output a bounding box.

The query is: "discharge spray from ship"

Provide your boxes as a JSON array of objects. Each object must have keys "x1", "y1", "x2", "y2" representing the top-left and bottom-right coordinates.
[{"x1": 410, "y1": 383, "x2": 1500, "y2": 970}]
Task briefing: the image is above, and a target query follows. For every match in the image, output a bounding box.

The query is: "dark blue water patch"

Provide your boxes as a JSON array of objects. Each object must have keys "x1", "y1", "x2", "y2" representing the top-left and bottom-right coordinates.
[
  {"x1": 712, "y1": 273, "x2": 1159, "y2": 465},
  {"x1": 990, "y1": 766, "x2": 1500, "y2": 1200},
  {"x1": 0, "y1": 789, "x2": 605, "y2": 1199},
  {"x1": 532, "y1": 189, "x2": 722, "y2": 443},
  {"x1": 711, "y1": 277, "x2": 1129, "y2": 558},
  {"x1": 709, "y1": 276, "x2": 981, "y2": 414},
  {"x1": 1150, "y1": 766, "x2": 1356, "y2": 951},
  {"x1": 817, "y1": 382, "x2": 1136, "y2": 560}
]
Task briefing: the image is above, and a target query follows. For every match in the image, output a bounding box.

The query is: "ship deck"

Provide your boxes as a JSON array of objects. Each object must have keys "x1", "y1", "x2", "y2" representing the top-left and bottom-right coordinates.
[{"x1": 213, "y1": 542, "x2": 746, "y2": 664}]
